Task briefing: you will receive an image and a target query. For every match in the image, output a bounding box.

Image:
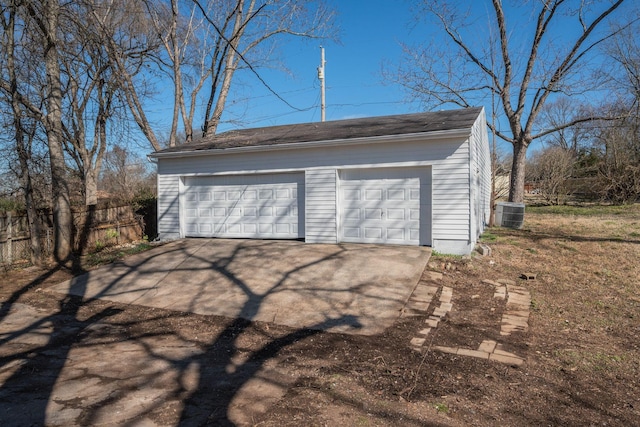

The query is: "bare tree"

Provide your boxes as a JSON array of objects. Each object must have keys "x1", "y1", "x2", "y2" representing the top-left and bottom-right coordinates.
[
  {"x1": 145, "y1": 0, "x2": 208, "y2": 145},
  {"x1": 90, "y1": 0, "x2": 164, "y2": 151},
  {"x1": 197, "y1": 0, "x2": 334, "y2": 137},
  {"x1": 0, "y1": 1, "x2": 44, "y2": 265},
  {"x1": 58, "y1": 1, "x2": 128, "y2": 206},
  {"x1": 142, "y1": 0, "x2": 335, "y2": 146},
  {"x1": 19, "y1": 0, "x2": 73, "y2": 263},
  {"x1": 100, "y1": 145, "x2": 155, "y2": 203},
  {"x1": 588, "y1": 22, "x2": 640, "y2": 203},
  {"x1": 538, "y1": 98, "x2": 593, "y2": 154},
  {"x1": 393, "y1": 0, "x2": 636, "y2": 203},
  {"x1": 529, "y1": 146, "x2": 575, "y2": 205}
]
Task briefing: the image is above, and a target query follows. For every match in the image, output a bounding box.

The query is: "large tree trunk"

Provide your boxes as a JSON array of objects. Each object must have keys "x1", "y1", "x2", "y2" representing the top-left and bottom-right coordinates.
[
  {"x1": 5, "y1": 2, "x2": 44, "y2": 267},
  {"x1": 41, "y1": 0, "x2": 73, "y2": 264},
  {"x1": 509, "y1": 141, "x2": 528, "y2": 203}
]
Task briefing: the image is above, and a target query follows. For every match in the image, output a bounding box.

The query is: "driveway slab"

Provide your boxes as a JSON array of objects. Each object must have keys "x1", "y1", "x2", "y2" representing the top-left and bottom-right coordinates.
[{"x1": 51, "y1": 239, "x2": 431, "y2": 335}]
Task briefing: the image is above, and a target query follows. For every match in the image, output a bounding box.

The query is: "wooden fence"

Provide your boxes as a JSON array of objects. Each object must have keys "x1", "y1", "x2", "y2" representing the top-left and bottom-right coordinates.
[{"x1": 0, "y1": 204, "x2": 153, "y2": 265}]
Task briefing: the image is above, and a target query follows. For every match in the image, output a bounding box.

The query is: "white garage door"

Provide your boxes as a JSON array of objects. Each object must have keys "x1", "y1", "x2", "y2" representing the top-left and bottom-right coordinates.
[
  {"x1": 340, "y1": 174, "x2": 421, "y2": 245},
  {"x1": 183, "y1": 174, "x2": 304, "y2": 239}
]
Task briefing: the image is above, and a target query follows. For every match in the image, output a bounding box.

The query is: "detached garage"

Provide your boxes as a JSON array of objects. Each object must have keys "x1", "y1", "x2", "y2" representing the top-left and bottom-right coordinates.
[{"x1": 149, "y1": 107, "x2": 490, "y2": 255}]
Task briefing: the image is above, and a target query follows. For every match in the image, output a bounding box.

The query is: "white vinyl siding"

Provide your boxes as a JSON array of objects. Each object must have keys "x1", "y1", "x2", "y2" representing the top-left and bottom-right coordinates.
[
  {"x1": 470, "y1": 110, "x2": 491, "y2": 241},
  {"x1": 431, "y1": 142, "x2": 471, "y2": 242},
  {"x1": 305, "y1": 169, "x2": 337, "y2": 243},
  {"x1": 157, "y1": 174, "x2": 181, "y2": 240}
]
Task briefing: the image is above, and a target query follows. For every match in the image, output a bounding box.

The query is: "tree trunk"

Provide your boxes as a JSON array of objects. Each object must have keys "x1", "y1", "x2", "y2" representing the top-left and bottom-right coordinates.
[
  {"x1": 84, "y1": 169, "x2": 98, "y2": 206},
  {"x1": 204, "y1": 51, "x2": 237, "y2": 137},
  {"x1": 16, "y1": 130, "x2": 44, "y2": 267},
  {"x1": 42, "y1": 0, "x2": 74, "y2": 264},
  {"x1": 509, "y1": 141, "x2": 528, "y2": 203},
  {"x1": 5, "y1": 2, "x2": 44, "y2": 267}
]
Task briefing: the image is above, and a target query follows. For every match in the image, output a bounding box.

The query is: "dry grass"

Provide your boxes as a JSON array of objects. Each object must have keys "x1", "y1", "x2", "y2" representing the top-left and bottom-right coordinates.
[{"x1": 463, "y1": 205, "x2": 640, "y2": 424}]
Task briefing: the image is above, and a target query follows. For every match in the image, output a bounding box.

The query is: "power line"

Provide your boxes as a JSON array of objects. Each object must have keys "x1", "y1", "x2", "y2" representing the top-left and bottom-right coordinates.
[{"x1": 192, "y1": 0, "x2": 307, "y2": 113}]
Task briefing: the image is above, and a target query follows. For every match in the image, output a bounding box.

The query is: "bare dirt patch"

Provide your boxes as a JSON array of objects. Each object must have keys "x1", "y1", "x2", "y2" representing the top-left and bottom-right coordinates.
[{"x1": 1, "y1": 206, "x2": 640, "y2": 426}]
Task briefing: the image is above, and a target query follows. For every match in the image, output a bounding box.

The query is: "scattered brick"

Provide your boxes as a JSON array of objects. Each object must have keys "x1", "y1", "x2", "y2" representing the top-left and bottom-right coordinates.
[
  {"x1": 432, "y1": 307, "x2": 448, "y2": 317},
  {"x1": 433, "y1": 345, "x2": 458, "y2": 355},
  {"x1": 425, "y1": 318, "x2": 439, "y2": 328},
  {"x1": 425, "y1": 271, "x2": 444, "y2": 281},
  {"x1": 489, "y1": 353, "x2": 524, "y2": 367},
  {"x1": 476, "y1": 244, "x2": 492, "y2": 256},
  {"x1": 406, "y1": 301, "x2": 431, "y2": 311},
  {"x1": 439, "y1": 302, "x2": 453, "y2": 311},
  {"x1": 411, "y1": 285, "x2": 438, "y2": 302},
  {"x1": 410, "y1": 337, "x2": 426, "y2": 347},
  {"x1": 457, "y1": 348, "x2": 490, "y2": 359},
  {"x1": 478, "y1": 340, "x2": 497, "y2": 353}
]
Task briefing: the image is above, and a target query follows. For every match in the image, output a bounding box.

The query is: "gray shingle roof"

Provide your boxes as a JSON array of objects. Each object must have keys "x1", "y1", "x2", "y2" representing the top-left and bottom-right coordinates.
[{"x1": 153, "y1": 107, "x2": 483, "y2": 155}]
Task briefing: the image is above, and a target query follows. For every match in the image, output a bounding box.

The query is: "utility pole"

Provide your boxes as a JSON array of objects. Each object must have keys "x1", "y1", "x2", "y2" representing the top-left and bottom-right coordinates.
[{"x1": 318, "y1": 46, "x2": 326, "y2": 122}]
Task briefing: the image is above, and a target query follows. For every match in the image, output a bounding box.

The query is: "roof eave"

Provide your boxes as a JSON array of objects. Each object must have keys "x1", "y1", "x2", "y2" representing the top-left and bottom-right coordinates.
[{"x1": 149, "y1": 128, "x2": 472, "y2": 160}]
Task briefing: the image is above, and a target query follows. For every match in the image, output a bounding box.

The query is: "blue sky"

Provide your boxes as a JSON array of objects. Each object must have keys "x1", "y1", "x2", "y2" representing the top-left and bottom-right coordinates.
[
  {"x1": 140, "y1": 0, "x2": 637, "y2": 156},
  {"x1": 218, "y1": 0, "x2": 424, "y2": 128},
  {"x1": 146, "y1": 0, "x2": 424, "y2": 137}
]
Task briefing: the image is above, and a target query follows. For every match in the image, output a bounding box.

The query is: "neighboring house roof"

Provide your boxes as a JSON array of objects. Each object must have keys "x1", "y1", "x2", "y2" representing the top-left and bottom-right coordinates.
[{"x1": 151, "y1": 107, "x2": 483, "y2": 156}]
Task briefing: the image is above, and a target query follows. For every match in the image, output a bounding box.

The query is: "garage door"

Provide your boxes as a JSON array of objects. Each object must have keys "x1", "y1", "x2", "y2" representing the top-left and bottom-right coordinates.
[
  {"x1": 183, "y1": 174, "x2": 304, "y2": 239},
  {"x1": 339, "y1": 169, "x2": 427, "y2": 245}
]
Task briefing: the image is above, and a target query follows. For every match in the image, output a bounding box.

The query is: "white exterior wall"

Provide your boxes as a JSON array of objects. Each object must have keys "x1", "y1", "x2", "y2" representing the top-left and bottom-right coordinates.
[
  {"x1": 155, "y1": 125, "x2": 489, "y2": 254},
  {"x1": 305, "y1": 169, "x2": 337, "y2": 243},
  {"x1": 470, "y1": 109, "x2": 492, "y2": 242},
  {"x1": 157, "y1": 174, "x2": 181, "y2": 240}
]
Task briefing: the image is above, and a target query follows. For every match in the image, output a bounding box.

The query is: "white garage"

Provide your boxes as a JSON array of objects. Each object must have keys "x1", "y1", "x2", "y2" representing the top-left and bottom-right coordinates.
[{"x1": 150, "y1": 107, "x2": 491, "y2": 255}]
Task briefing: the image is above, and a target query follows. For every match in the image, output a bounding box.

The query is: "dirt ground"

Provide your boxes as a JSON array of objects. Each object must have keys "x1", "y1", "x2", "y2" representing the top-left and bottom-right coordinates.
[{"x1": 1, "y1": 205, "x2": 639, "y2": 426}]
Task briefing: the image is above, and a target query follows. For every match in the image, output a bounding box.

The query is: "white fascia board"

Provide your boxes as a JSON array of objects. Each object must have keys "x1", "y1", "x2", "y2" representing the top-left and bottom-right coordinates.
[{"x1": 148, "y1": 128, "x2": 471, "y2": 160}]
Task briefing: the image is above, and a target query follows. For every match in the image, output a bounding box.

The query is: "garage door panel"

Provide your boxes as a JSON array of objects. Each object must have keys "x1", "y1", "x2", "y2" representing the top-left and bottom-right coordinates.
[
  {"x1": 184, "y1": 174, "x2": 302, "y2": 239},
  {"x1": 364, "y1": 228, "x2": 383, "y2": 239},
  {"x1": 243, "y1": 223, "x2": 257, "y2": 234},
  {"x1": 198, "y1": 224, "x2": 207, "y2": 234},
  {"x1": 387, "y1": 228, "x2": 405, "y2": 240},
  {"x1": 343, "y1": 227, "x2": 360, "y2": 238},
  {"x1": 387, "y1": 208, "x2": 405, "y2": 220},
  {"x1": 365, "y1": 189, "x2": 383, "y2": 200},
  {"x1": 387, "y1": 188, "x2": 406, "y2": 200},
  {"x1": 340, "y1": 176, "x2": 421, "y2": 245},
  {"x1": 243, "y1": 190, "x2": 257, "y2": 200},
  {"x1": 365, "y1": 208, "x2": 382, "y2": 220},
  {"x1": 276, "y1": 189, "x2": 291, "y2": 199}
]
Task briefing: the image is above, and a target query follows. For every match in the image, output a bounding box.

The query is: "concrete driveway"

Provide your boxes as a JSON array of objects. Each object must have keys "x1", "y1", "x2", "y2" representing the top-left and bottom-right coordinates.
[{"x1": 51, "y1": 239, "x2": 431, "y2": 335}]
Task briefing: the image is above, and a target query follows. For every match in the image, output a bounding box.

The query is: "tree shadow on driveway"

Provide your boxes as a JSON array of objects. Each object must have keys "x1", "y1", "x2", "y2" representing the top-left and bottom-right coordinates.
[{"x1": 0, "y1": 240, "x2": 380, "y2": 426}]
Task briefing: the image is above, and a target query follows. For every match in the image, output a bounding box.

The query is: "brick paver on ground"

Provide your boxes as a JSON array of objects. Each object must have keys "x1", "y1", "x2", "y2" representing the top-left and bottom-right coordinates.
[{"x1": 406, "y1": 273, "x2": 530, "y2": 367}]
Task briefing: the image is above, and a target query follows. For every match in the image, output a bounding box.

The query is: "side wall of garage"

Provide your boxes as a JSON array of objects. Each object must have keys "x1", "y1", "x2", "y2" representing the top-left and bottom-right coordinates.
[{"x1": 156, "y1": 134, "x2": 476, "y2": 254}]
